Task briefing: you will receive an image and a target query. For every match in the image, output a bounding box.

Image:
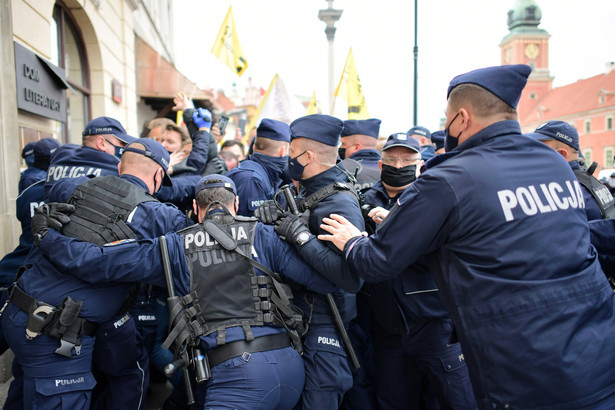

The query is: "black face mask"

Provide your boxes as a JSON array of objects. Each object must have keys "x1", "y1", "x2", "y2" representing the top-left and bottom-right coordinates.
[
  {"x1": 338, "y1": 147, "x2": 346, "y2": 160},
  {"x1": 381, "y1": 164, "x2": 417, "y2": 187}
]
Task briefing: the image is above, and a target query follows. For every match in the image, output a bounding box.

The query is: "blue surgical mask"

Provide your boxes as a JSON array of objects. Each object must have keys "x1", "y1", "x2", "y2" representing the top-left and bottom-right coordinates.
[
  {"x1": 420, "y1": 145, "x2": 435, "y2": 161},
  {"x1": 444, "y1": 113, "x2": 462, "y2": 152},
  {"x1": 288, "y1": 150, "x2": 307, "y2": 181},
  {"x1": 105, "y1": 138, "x2": 125, "y2": 160}
]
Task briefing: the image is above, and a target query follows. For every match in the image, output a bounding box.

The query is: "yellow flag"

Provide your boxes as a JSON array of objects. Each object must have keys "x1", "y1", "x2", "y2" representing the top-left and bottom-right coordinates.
[
  {"x1": 333, "y1": 48, "x2": 369, "y2": 119},
  {"x1": 306, "y1": 91, "x2": 318, "y2": 115},
  {"x1": 211, "y1": 6, "x2": 248, "y2": 76}
]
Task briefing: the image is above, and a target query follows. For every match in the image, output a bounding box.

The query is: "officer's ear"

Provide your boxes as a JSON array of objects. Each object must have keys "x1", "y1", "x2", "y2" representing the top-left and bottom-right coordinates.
[
  {"x1": 378, "y1": 160, "x2": 383, "y2": 170},
  {"x1": 234, "y1": 196, "x2": 239, "y2": 213},
  {"x1": 557, "y1": 148, "x2": 569, "y2": 160},
  {"x1": 193, "y1": 199, "x2": 199, "y2": 221}
]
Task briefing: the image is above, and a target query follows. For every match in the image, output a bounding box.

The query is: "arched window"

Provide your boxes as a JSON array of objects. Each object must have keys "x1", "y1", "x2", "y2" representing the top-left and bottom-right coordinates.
[{"x1": 51, "y1": 3, "x2": 91, "y2": 144}]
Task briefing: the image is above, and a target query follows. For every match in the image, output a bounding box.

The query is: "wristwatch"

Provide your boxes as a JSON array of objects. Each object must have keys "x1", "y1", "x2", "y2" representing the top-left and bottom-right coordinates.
[{"x1": 296, "y1": 231, "x2": 311, "y2": 246}]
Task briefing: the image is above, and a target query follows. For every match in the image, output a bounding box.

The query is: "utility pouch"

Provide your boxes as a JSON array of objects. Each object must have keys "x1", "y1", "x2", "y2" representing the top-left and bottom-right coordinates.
[{"x1": 45, "y1": 297, "x2": 85, "y2": 357}]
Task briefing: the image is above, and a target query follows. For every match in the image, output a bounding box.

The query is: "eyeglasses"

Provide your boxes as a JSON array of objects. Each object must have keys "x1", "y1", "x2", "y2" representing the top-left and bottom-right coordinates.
[{"x1": 381, "y1": 157, "x2": 421, "y2": 166}]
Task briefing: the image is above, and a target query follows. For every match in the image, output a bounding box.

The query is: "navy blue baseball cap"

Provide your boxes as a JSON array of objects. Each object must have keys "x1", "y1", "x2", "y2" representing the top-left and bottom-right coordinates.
[
  {"x1": 33, "y1": 138, "x2": 61, "y2": 170},
  {"x1": 195, "y1": 174, "x2": 237, "y2": 196},
  {"x1": 257, "y1": 119, "x2": 290, "y2": 142},
  {"x1": 431, "y1": 130, "x2": 445, "y2": 151},
  {"x1": 383, "y1": 132, "x2": 421, "y2": 155},
  {"x1": 21, "y1": 142, "x2": 36, "y2": 159},
  {"x1": 526, "y1": 121, "x2": 579, "y2": 151},
  {"x1": 123, "y1": 138, "x2": 172, "y2": 186},
  {"x1": 290, "y1": 114, "x2": 344, "y2": 147},
  {"x1": 341, "y1": 119, "x2": 381, "y2": 139},
  {"x1": 407, "y1": 126, "x2": 431, "y2": 141},
  {"x1": 447, "y1": 64, "x2": 532, "y2": 109},
  {"x1": 82, "y1": 116, "x2": 138, "y2": 144}
]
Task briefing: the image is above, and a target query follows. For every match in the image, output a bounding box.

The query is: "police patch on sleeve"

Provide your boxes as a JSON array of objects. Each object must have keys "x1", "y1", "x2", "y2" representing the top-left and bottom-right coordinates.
[{"x1": 103, "y1": 238, "x2": 137, "y2": 247}]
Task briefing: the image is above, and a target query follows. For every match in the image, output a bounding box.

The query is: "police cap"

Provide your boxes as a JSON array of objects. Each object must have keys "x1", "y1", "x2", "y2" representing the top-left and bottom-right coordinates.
[
  {"x1": 383, "y1": 132, "x2": 421, "y2": 155},
  {"x1": 431, "y1": 130, "x2": 445, "y2": 151},
  {"x1": 83, "y1": 117, "x2": 138, "y2": 144},
  {"x1": 290, "y1": 114, "x2": 344, "y2": 147},
  {"x1": 407, "y1": 126, "x2": 431, "y2": 141},
  {"x1": 341, "y1": 119, "x2": 381, "y2": 139},
  {"x1": 195, "y1": 174, "x2": 237, "y2": 196},
  {"x1": 257, "y1": 119, "x2": 290, "y2": 142},
  {"x1": 123, "y1": 138, "x2": 172, "y2": 186},
  {"x1": 447, "y1": 64, "x2": 532, "y2": 109},
  {"x1": 526, "y1": 121, "x2": 579, "y2": 151}
]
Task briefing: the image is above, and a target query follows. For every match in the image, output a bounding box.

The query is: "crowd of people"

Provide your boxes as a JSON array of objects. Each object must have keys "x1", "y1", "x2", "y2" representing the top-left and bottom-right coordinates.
[{"x1": 0, "y1": 63, "x2": 614, "y2": 410}]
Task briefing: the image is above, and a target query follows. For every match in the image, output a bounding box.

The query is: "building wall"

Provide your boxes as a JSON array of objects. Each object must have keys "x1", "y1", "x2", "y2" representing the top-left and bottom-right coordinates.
[{"x1": 1, "y1": 0, "x2": 139, "y2": 255}]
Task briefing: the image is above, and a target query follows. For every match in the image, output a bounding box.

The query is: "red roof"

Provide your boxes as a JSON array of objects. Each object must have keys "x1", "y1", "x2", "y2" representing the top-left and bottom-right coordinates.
[{"x1": 520, "y1": 69, "x2": 615, "y2": 124}]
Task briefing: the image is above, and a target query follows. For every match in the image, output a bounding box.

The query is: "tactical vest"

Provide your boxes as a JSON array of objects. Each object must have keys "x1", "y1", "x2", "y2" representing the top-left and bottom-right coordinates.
[
  {"x1": 62, "y1": 175, "x2": 157, "y2": 246},
  {"x1": 298, "y1": 181, "x2": 360, "y2": 216},
  {"x1": 574, "y1": 166, "x2": 615, "y2": 219},
  {"x1": 342, "y1": 158, "x2": 381, "y2": 191},
  {"x1": 178, "y1": 214, "x2": 286, "y2": 344}
]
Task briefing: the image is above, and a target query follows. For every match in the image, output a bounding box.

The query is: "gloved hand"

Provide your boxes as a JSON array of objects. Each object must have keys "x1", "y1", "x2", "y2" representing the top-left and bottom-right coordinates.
[
  {"x1": 275, "y1": 212, "x2": 311, "y2": 244},
  {"x1": 31, "y1": 203, "x2": 75, "y2": 246},
  {"x1": 255, "y1": 200, "x2": 283, "y2": 224},
  {"x1": 192, "y1": 108, "x2": 212, "y2": 130}
]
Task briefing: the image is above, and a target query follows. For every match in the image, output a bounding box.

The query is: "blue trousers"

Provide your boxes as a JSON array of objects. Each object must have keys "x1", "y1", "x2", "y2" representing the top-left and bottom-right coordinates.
[
  {"x1": 295, "y1": 325, "x2": 353, "y2": 410},
  {"x1": 2, "y1": 303, "x2": 96, "y2": 410},
  {"x1": 91, "y1": 313, "x2": 149, "y2": 410},
  {"x1": 204, "y1": 346, "x2": 304, "y2": 410},
  {"x1": 373, "y1": 320, "x2": 476, "y2": 410}
]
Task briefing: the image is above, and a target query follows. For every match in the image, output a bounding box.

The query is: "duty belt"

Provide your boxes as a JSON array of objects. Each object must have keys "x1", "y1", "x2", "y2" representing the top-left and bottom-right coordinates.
[
  {"x1": 10, "y1": 286, "x2": 98, "y2": 357},
  {"x1": 207, "y1": 333, "x2": 290, "y2": 368}
]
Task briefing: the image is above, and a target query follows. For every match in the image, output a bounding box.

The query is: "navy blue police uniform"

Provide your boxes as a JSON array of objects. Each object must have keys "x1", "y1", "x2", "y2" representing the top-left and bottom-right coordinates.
[
  {"x1": 18, "y1": 142, "x2": 38, "y2": 193},
  {"x1": 526, "y1": 120, "x2": 615, "y2": 221},
  {"x1": 361, "y1": 135, "x2": 475, "y2": 409},
  {"x1": 333, "y1": 65, "x2": 615, "y2": 409},
  {"x1": 2, "y1": 137, "x2": 184, "y2": 409},
  {"x1": 340, "y1": 119, "x2": 382, "y2": 191},
  {"x1": 227, "y1": 119, "x2": 291, "y2": 217},
  {"x1": 407, "y1": 126, "x2": 435, "y2": 162},
  {"x1": 285, "y1": 115, "x2": 365, "y2": 409},
  {"x1": 37, "y1": 175, "x2": 339, "y2": 409},
  {"x1": 0, "y1": 138, "x2": 60, "y2": 410}
]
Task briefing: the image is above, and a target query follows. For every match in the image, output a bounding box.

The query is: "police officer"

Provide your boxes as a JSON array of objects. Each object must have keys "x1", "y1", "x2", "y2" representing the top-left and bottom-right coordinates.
[
  {"x1": 0, "y1": 138, "x2": 60, "y2": 286},
  {"x1": 407, "y1": 126, "x2": 435, "y2": 161},
  {"x1": 339, "y1": 118, "x2": 382, "y2": 190},
  {"x1": 527, "y1": 120, "x2": 615, "y2": 220},
  {"x1": 0, "y1": 137, "x2": 60, "y2": 410},
  {"x1": 2, "y1": 138, "x2": 186, "y2": 409},
  {"x1": 44, "y1": 116, "x2": 137, "y2": 200},
  {"x1": 362, "y1": 134, "x2": 476, "y2": 409},
  {"x1": 269, "y1": 114, "x2": 365, "y2": 409},
  {"x1": 431, "y1": 130, "x2": 446, "y2": 156},
  {"x1": 35, "y1": 174, "x2": 339, "y2": 409},
  {"x1": 227, "y1": 119, "x2": 291, "y2": 216},
  {"x1": 319, "y1": 64, "x2": 615, "y2": 409}
]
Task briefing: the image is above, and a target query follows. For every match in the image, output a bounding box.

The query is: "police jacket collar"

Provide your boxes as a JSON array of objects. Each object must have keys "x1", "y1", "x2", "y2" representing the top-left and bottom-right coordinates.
[
  {"x1": 250, "y1": 153, "x2": 282, "y2": 183},
  {"x1": 568, "y1": 159, "x2": 581, "y2": 171},
  {"x1": 301, "y1": 164, "x2": 350, "y2": 196},
  {"x1": 120, "y1": 173, "x2": 149, "y2": 192},
  {"x1": 349, "y1": 149, "x2": 381, "y2": 164},
  {"x1": 453, "y1": 120, "x2": 521, "y2": 152},
  {"x1": 425, "y1": 120, "x2": 521, "y2": 171}
]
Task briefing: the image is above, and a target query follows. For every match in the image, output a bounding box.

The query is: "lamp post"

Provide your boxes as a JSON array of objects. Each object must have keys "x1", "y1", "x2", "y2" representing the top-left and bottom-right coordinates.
[{"x1": 318, "y1": 0, "x2": 343, "y2": 113}]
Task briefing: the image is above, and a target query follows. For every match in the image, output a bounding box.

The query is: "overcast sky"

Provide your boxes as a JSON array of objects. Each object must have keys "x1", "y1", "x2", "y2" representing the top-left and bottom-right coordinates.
[{"x1": 173, "y1": 0, "x2": 615, "y2": 137}]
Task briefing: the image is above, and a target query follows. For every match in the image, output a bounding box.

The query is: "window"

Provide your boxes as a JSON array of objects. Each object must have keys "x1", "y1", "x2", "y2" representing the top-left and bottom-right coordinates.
[
  {"x1": 51, "y1": 3, "x2": 91, "y2": 144},
  {"x1": 583, "y1": 149, "x2": 592, "y2": 165},
  {"x1": 607, "y1": 116, "x2": 613, "y2": 131},
  {"x1": 584, "y1": 119, "x2": 591, "y2": 134},
  {"x1": 606, "y1": 147, "x2": 614, "y2": 168}
]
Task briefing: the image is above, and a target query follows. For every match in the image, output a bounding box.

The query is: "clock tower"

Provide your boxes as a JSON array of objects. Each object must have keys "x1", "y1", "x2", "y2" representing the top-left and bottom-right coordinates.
[{"x1": 500, "y1": 0, "x2": 553, "y2": 115}]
